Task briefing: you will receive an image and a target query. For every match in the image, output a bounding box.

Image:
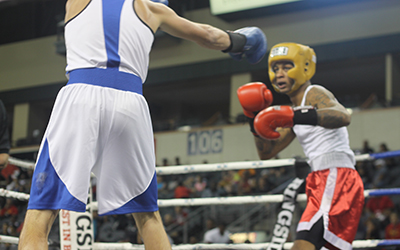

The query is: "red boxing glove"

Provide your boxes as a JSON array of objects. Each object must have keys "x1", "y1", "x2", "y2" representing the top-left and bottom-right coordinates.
[
  {"x1": 237, "y1": 82, "x2": 273, "y2": 118},
  {"x1": 254, "y1": 106, "x2": 294, "y2": 139}
]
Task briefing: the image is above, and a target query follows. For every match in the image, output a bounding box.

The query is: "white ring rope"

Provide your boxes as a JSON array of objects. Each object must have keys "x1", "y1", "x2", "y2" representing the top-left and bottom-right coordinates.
[
  {"x1": 0, "y1": 235, "x2": 399, "y2": 250},
  {"x1": 8, "y1": 157, "x2": 35, "y2": 170},
  {"x1": 7, "y1": 154, "x2": 372, "y2": 175},
  {"x1": 91, "y1": 240, "x2": 400, "y2": 249},
  {"x1": 156, "y1": 158, "x2": 295, "y2": 175},
  {"x1": 0, "y1": 187, "x2": 394, "y2": 208},
  {"x1": 0, "y1": 237, "x2": 397, "y2": 249},
  {"x1": 0, "y1": 188, "x2": 30, "y2": 201},
  {"x1": 0, "y1": 235, "x2": 19, "y2": 245}
]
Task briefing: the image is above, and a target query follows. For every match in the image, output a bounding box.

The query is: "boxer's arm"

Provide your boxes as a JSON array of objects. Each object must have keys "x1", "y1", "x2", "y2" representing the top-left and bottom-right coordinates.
[
  {"x1": 65, "y1": 0, "x2": 91, "y2": 23},
  {"x1": 145, "y1": 1, "x2": 230, "y2": 50},
  {"x1": 307, "y1": 86, "x2": 351, "y2": 128},
  {"x1": 0, "y1": 100, "x2": 10, "y2": 168},
  {"x1": 255, "y1": 127, "x2": 295, "y2": 160},
  {"x1": 0, "y1": 153, "x2": 9, "y2": 168}
]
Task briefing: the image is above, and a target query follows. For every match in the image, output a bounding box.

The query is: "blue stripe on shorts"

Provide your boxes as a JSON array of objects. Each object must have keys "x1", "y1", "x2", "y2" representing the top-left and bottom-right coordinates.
[
  {"x1": 100, "y1": 172, "x2": 159, "y2": 216},
  {"x1": 28, "y1": 139, "x2": 86, "y2": 212}
]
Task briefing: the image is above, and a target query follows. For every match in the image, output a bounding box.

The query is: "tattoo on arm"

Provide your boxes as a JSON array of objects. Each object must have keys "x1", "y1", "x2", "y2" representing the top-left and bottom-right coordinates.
[
  {"x1": 255, "y1": 138, "x2": 276, "y2": 158},
  {"x1": 307, "y1": 86, "x2": 351, "y2": 128},
  {"x1": 254, "y1": 128, "x2": 295, "y2": 160}
]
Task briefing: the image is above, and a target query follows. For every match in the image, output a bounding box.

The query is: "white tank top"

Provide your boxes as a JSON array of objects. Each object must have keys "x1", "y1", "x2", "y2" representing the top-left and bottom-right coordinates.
[
  {"x1": 64, "y1": 0, "x2": 154, "y2": 83},
  {"x1": 292, "y1": 85, "x2": 355, "y2": 171}
]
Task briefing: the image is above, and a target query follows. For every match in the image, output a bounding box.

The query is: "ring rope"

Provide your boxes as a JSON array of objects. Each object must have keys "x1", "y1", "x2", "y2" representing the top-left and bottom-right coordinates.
[
  {"x1": 7, "y1": 153, "x2": 383, "y2": 175},
  {"x1": 370, "y1": 150, "x2": 400, "y2": 159},
  {"x1": 1, "y1": 237, "x2": 399, "y2": 249},
  {"x1": 156, "y1": 158, "x2": 295, "y2": 175},
  {"x1": 91, "y1": 239, "x2": 400, "y2": 249},
  {"x1": 2, "y1": 187, "x2": 399, "y2": 207},
  {"x1": 0, "y1": 188, "x2": 30, "y2": 201},
  {"x1": 8, "y1": 156, "x2": 35, "y2": 170},
  {"x1": 0, "y1": 235, "x2": 19, "y2": 245}
]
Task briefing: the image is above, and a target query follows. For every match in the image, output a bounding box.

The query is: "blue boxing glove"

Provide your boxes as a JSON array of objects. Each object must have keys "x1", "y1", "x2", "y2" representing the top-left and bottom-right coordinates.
[
  {"x1": 151, "y1": 0, "x2": 168, "y2": 6},
  {"x1": 222, "y1": 27, "x2": 267, "y2": 64}
]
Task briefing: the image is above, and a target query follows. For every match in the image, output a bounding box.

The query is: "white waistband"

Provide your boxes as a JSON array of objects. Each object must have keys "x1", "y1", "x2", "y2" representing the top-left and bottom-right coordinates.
[{"x1": 309, "y1": 151, "x2": 355, "y2": 171}]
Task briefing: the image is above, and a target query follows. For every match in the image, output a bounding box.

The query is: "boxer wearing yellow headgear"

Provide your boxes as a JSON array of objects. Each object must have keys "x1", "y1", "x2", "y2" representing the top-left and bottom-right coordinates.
[
  {"x1": 268, "y1": 43, "x2": 316, "y2": 94},
  {"x1": 237, "y1": 42, "x2": 363, "y2": 250}
]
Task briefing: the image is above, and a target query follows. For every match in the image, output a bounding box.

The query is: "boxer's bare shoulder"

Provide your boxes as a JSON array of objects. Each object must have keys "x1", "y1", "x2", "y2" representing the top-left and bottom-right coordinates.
[{"x1": 65, "y1": 0, "x2": 91, "y2": 23}]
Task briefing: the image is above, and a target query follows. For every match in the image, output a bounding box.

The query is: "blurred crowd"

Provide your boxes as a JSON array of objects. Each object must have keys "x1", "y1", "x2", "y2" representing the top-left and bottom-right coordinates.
[{"x1": 0, "y1": 140, "x2": 399, "y2": 249}]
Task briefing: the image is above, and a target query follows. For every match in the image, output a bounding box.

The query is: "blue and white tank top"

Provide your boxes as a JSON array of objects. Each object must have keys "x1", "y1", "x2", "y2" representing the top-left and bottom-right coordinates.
[{"x1": 65, "y1": 0, "x2": 154, "y2": 85}]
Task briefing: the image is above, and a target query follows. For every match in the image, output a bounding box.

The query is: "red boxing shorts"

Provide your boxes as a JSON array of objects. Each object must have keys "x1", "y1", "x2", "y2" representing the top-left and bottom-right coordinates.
[{"x1": 297, "y1": 167, "x2": 364, "y2": 250}]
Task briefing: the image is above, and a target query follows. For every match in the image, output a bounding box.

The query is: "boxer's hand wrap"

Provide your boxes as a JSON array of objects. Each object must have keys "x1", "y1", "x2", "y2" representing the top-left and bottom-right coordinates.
[
  {"x1": 222, "y1": 32, "x2": 247, "y2": 54},
  {"x1": 293, "y1": 106, "x2": 318, "y2": 126}
]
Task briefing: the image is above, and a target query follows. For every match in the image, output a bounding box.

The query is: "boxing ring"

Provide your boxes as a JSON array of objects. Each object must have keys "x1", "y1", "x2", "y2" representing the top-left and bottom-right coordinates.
[{"x1": 1, "y1": 150, "x2": 400, "y2": 249}]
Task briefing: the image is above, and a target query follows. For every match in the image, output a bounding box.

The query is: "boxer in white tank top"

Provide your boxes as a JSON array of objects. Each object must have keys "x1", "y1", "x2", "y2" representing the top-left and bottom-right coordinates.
[
  {"x1": 237, "y1": 43, "x2": 364, "y2": 250},
  {"x1": 18, "y1": 1, "x2": 268, "y2": 249}
]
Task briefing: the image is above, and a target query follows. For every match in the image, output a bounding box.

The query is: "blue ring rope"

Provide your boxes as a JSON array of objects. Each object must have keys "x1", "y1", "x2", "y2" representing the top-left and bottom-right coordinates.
[
  {"x1": 370, "y1": 150, "x2": 400, "y2": 159},
  {"x1": 377, "y1": 239, "x2": 400, "y2": 246},
  {"x1": 368, "y1": 188, "x2": 400, "y2": 196}
]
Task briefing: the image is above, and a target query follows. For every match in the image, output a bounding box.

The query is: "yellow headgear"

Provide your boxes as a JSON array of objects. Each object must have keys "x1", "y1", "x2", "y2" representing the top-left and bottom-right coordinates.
[{"x1": 268, "y1": 43, "x2": 316, "y2": 94}]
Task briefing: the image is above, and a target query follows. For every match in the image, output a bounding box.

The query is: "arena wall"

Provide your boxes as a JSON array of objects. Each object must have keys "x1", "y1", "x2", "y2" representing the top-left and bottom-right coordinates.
[
  {"x1": 154, "y1": 106, "x2": 400, "y2": 165},
  {"x1": 1, "y1": 0, "x2": 400, "y2": 91}
]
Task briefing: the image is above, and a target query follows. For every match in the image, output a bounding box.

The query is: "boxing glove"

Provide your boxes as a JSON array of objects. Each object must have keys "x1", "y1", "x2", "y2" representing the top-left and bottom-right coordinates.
[
  {"x1": 151, "y1": 0, "x2": 168, "y2": 6},
  {"x1": 237, "y1": 82, "x2": 273, "y2": 118},
  {"x1": 222, "y1": 27, "x2": 267, "y2": 64},
  {"x1": 254, "y1": 106, "x2": 318, "y2": 139},
  {"x1": 237, "y1": 82, "x2": 273, "y2": 136}
]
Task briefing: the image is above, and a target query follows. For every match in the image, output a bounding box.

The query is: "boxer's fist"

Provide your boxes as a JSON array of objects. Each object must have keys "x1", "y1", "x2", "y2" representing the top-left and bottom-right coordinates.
[
  {"x1": 254, "y1": 106, "x2": 294, "y2": 139},
  {"x1": 151, "y1": 0, "x2": 168, "y2": 6},
  {"x1": 224, "y1": 27, "x2": 267, "y2": 64},
  {"x1": 237, "y1": 82, "x2": 273, "y2": 118}
]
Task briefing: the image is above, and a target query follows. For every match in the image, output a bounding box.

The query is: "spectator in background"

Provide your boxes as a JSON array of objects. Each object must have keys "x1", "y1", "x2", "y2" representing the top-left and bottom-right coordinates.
[
  {"x1": 257, "y1": 169, "x2": 276, "y2": 194},
  {"x1": 162, "y1": 213, "x2": 178, "y2": 244},
  {"x1": 237, "y1": 170, "x2": 256, "y2": 196},
  {"x1": 1, "y1": 222, "x2": 13, "y2": 250},
  {"x1": 365, "y1": 215, "x2": 381, "y2": 239},
  {"x1": 362, "y1": 140, "x2": 374, "y2": 154},
  {"x1": 379, "y1": 143, "x2": 390, "y2": 153},
  {"x1": 173, "y1": 206, "x2": 188, "y2": 226},
  {"x1": 0, "y1": 198, "x2": 18, "y2": 218},
  {"x1": 201, "y1": 181, "x2": 219, "y2": 198},
  {"x1": 157, "y1": 176, "x2": 168, "y2": 199},
  {"x1": 218, "y1": 171, "x2": 236, "y2": 196},
  {"x1": 379, "y1": 143, "x2": 397, "y2": 169},
  {"x1": 366, "y1": 195, "x2": 394, "y2": 232},
  {"x1": 372, "y1": 159, "x2": 388, "y2": 188},
  {"x1": 355, "y1": 161, "x2": 373, "y2": 189},
  {"x1": 204, "y1": 218, "x2": 215, "y2": 232},
  {"x1": 162, "y1": 158, "x2": 170, "y2": 166},
  {"x1": 366, "y1": 195, "x2": 394, "y2": 216},
  {"x1": 372, "y1": 159, "x2": 389, "y2": 188},
  {"x1": 193, "y1": 175, "x2": 207, "y2": 197},
  {"x1": 0, "y1": 99, "x2": 10, "y2": 169},
  {"x1": 385, "y1": 212, "x2": 400, "y2": 240},
  {"x1": 174, "y1": 181, "x2": 191, "y2": 198},
  {"x1": 203, "y1": 221, "x2": 231, "y2": 243},
  {"x1": 174, "y1": 157, "x2": 181, "y2": 166}
]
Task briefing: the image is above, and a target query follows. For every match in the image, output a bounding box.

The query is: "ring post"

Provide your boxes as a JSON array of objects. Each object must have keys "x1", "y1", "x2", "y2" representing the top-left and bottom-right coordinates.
[{"x1": 59, "y1": 186, "x2": 94, "y2": 250}]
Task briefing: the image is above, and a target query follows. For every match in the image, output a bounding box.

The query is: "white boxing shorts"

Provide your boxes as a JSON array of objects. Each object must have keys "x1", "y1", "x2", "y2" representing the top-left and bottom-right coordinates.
[
  {"x1": 28, "y1": 68, "x2": 158, "y2": 215},
  {"x1": 297, "y1": 167, "x2": 364, "y2": 250}
]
